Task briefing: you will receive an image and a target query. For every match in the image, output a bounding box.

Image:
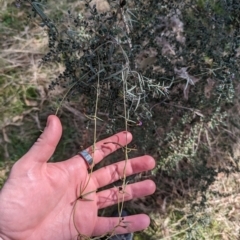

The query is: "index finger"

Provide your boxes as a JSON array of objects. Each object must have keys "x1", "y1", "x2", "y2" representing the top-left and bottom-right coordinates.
[{"x1": 71, "y1": 131, "x2": 132, "y2": 167}]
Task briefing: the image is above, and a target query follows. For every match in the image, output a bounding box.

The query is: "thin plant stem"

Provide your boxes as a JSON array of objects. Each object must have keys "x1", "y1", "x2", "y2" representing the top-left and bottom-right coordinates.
[
  {"x1": 74, "y1": 54, "x2": 102, "y2": 240},
  {"x1": 116, "y1": 63, "x2": 129, "y2": 220},
  {"x1": 55, "y1": 82, "x2": 77, "y2": 116},
  {"x1": 55, "y1": 71, "x2": 91, "y2": 116}
]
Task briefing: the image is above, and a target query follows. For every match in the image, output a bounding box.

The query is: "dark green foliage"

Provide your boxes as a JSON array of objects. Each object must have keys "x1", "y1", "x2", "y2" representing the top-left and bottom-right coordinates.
[{"x1": 18, "y1": 0, "x2": 239, "y2": 111}]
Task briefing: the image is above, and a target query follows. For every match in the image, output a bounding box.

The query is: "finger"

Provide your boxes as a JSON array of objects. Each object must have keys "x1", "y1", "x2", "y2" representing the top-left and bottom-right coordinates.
[
  {"x1": 97, "y1": 180, "x2": 156, "y2": 209},
  {"x1": 92, "y1": 155, "x2": 155, "y2": 188},
  {"x1": 92, "y1": 214, "x2": 150, "y2": 236},
  {"x1": 69, "y1": 131, "x2": 132, "y2": 169},
  {"x1": 19, "y1": 115, "x2": 62, "y2": 164}
]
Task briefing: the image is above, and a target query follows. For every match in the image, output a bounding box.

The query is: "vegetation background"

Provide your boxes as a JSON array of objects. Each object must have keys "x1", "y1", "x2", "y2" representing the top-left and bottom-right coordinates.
[{"x1": 0, "y1": 0, "x2": 240, "y2": 239}]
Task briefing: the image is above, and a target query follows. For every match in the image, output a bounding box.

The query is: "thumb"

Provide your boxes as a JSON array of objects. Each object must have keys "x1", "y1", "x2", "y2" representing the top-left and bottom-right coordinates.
[{"x1": 20, "y1": 115, "x2": 62, "y2": 164}]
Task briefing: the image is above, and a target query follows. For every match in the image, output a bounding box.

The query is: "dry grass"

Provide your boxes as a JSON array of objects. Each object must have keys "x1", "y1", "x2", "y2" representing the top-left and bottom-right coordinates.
[{"x1": 0, "y1": 0, "x2": 71, "y2": 182}]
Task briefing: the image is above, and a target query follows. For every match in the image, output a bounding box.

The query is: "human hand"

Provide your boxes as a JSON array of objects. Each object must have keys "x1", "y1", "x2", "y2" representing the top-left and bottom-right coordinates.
[{"x1": 0, "y1": 115, "x2": 156, "y2": 240}]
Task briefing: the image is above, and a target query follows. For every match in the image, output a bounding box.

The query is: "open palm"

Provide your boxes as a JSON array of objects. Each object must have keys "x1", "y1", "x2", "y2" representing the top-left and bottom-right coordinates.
[{"x1": 0, "y1": 115, "x2": 156, "y2": 240}]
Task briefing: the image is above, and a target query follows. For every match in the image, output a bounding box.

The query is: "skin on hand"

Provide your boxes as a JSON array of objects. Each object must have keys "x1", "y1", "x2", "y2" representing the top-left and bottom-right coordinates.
[{"x1": 0, "y1": 115, "x2": 156, "y2": 240}]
